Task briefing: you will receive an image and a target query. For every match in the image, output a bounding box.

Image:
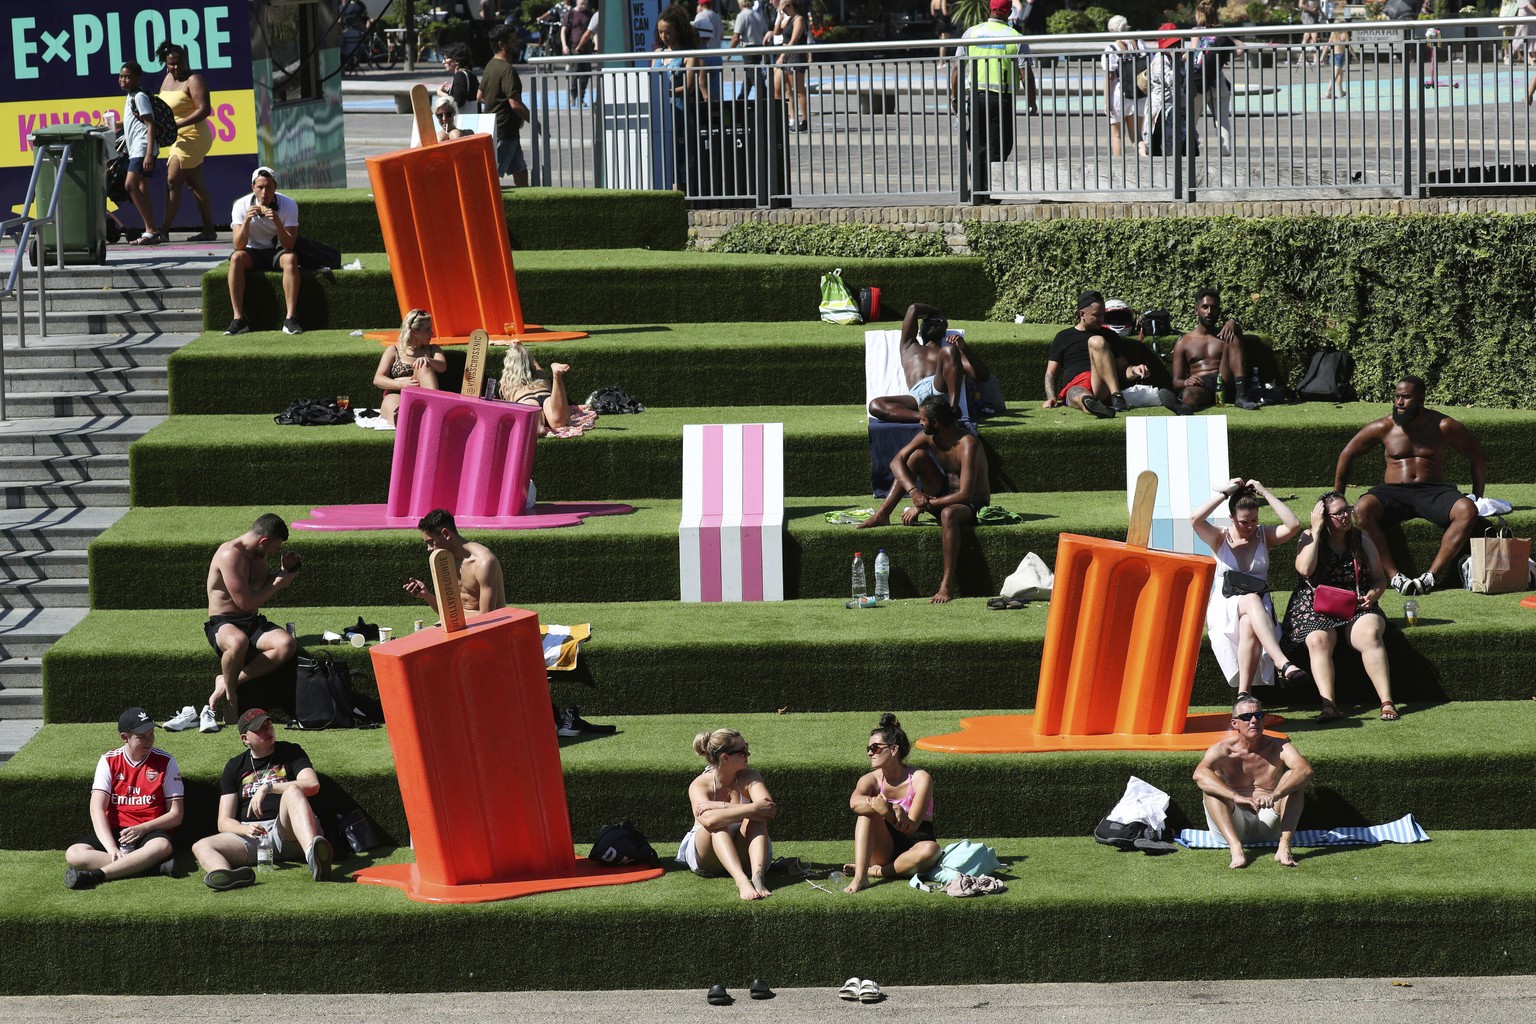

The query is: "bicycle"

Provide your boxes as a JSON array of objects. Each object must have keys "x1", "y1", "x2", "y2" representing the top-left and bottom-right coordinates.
[{"x1": 341, "y1": 24, "x2": 399, "y2": 74}]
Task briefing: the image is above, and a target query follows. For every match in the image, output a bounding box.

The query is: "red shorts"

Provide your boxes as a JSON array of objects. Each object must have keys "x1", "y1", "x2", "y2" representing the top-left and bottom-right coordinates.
[{"x1": 1057, "y1": 370, "x2": 1093, "y2": 403}]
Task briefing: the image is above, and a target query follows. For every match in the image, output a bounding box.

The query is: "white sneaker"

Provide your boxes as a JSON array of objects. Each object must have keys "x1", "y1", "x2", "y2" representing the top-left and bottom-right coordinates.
[
  {"x1": 198, "y1": 706, "x2": 220, "y2": 733},
  {"x1": 1390, "y1": 572, "x2": 1419, "y2": 595},
  {"x1": 163, "y1": 706, "x2": 199, "y2": 731}
]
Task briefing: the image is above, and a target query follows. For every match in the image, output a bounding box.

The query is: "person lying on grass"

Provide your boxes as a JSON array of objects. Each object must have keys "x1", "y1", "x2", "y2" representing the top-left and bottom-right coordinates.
[
  {"x1": 843, "y1": 713, "x2": 939, "y2": 892},
  {"x1": 678, "y1": 727, "x2": 777, "y2": 901},
  {"x1": 856, "y1": 395, "x2": 989, "y2": 603},
  {"x1": 1192, "y1": 695, "x2": 1313, "y2": 869},
  {"x1": 498, "y1": 342, "x2": 574, "y2": 436},
  {"x1": 374, "y1": 308, "x2": 447, "y2": 425}
]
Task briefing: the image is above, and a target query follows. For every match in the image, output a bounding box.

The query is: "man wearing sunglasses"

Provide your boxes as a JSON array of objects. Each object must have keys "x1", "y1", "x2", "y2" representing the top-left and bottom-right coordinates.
[{"x1": 1192, "y1": 695, "x2": 1313, "y2": 869}]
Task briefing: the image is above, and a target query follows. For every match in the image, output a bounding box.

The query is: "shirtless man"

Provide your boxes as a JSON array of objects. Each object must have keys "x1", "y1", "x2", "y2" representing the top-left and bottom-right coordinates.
[
  {"x1": 203, "y1": 513, "x2": 300, "y2": 731},
  {"x1": 403, "y1": 508, "x2": 508, "y2": 615},
  {"x1": 1192, "y1": 695, "x2": 1313, "y2": 869},
  {"x1": 867, "y1": 303, "x2": 975, "y2": 424},
  {"x1": 857, "y1": 395, "x2": 990, "y2": 603},
  {"x1": 1335, "y1": 375, "x2": 1487, "y2": 596},
  {"x1": 1170, "y1": 288, "x2": 1261, "y2": 411},
  {"x1": 1043, "y1": 291, "x2": 1168, "y2": 418}
]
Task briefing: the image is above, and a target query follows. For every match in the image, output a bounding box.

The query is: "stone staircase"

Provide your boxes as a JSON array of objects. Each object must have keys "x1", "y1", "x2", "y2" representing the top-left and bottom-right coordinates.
[{"x1": 0, "y1": 257, "x2": 214, "y2": 761}]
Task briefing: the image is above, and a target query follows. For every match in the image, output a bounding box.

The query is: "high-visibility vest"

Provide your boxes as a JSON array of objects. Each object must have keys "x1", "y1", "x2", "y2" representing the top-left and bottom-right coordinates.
[{"x1": 964, "y1": 18, "x2": 1024, "y2": 93}]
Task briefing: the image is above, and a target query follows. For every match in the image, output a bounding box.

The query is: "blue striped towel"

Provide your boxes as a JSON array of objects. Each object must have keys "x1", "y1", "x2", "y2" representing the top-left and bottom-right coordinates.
[{"x1": 1177, "y1": 812, "x2": 1430, "y2": 849}]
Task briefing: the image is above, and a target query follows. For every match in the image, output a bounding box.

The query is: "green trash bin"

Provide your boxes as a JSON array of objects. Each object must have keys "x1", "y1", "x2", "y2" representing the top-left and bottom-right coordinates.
[{"x1": 28, "y1": 124, "x2": 112, "y2": 266}]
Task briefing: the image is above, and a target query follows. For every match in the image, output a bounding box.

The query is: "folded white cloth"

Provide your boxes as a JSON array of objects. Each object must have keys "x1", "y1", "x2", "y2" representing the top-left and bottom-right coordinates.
[
  {"x1": 1471, "y1": 495, "x2": 1513, "y2": 517},
  {"x1": 1106, "y1": 776, "x2": 1170, "y2": 831},
  {"x1": 354, "y1": 415, "x2": 395, "y2": 431},
  {"x1": 1001, "y1": 552, "x2": 1053, "y2": 600}
]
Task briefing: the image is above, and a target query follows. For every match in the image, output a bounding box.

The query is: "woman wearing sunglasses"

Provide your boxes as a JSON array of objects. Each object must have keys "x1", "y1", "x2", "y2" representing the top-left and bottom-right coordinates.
[
  {"x1": 1279, "y1": 491, "x2": 1398, "y2": 722},
  {"x1": 678, "y1": 728, "x2": 776, "y2": 900},
  {"x1": 373, "y1": 309, "x2": 447, "y2": 425},
  {"x1": 1190, "y1": 477, "x2": 1307, "y2": 694},
  {"x1": 843, "y1": 713, "x2": 939, "y2": 893}
]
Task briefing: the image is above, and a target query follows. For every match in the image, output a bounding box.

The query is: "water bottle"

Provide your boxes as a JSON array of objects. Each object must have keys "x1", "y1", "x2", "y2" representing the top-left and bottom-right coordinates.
[
  {"x1": 257, "y1": 828, "x2": 274, "y2": 870},
  {"x1": 1215, "y1": 374, "x2": 1226, "y2": 406},
  {"x1": 1249, "y1": 365, "x2": 1262, "y2": 392},
  {"x1": 851, "y1": 552, "x2": 867, "y2": 601},
  {"x1": 874, "y1": 549, "x2": 890, "y2": 603}
]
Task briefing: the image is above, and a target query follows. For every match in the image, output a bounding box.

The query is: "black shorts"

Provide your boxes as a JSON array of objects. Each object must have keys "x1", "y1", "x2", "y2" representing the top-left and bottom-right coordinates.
[
  {"x1": 1190, "y1": 374, "x2": 1218, "y2": 394},
  {"x1": 935, "y1": 13, "x2": 955, "y2": 33},
  {"x1": 76, "y1": 829, "x2": 172, "y2": 855},
  {"x1": 1363, "y1": 482, "x2": 1467, "y2": 528},
  {"x1": 204, "y1": 612, "x2": 281, "y2": 661},
  {"x1": 885, "y1": 818, "x2": 937, "y2": 858},
  {"x1": 125, "y1": 158, "x2": 156, "y2": 180},
  {"x1": 242, "y1": 247, "x2": 289, "y2": 272}
]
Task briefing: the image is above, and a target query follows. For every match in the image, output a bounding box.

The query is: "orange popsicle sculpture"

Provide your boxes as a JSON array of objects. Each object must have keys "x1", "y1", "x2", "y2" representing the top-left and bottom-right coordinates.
[
  {"x1": 354, "y1": 550, "x2": 662, "y2": 902},
  {"x1": 919, "y1": 471, "x2": 1285, "y2": 753}
]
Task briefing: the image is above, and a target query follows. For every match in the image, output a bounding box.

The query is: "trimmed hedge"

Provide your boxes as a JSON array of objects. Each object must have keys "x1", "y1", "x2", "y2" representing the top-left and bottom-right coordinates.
[
  {"x1": 4, "y1": 704, "x2": 1533, "y2": 852},
  {"x1": 968, "y1": 213, "x2": 1536, "y2": 408},
  {"x1": 129, "y1": 405, "x2": 1523, "y2": 505},
  {"x1": 199, "y1": 251, "x2": 997, "y2": 332},
  {"x1": 164, "y1": 321, "x2": 1061, "y2": 416},
  {"x1": 39, "y1": 590, "x2": 1520, "y2": 724},
  {"x1": 86, "y1": 493, "x2": 1536, "y2": 609},
  {"x1": 2, "y1": 833, "x2": 1533, "y2": 992},
  {"x1": 709, "y1": 221, "x2": 953, "y2": 258},
  {"x1": 285, "y1": 187, "x2": 688, "y2": 254}
]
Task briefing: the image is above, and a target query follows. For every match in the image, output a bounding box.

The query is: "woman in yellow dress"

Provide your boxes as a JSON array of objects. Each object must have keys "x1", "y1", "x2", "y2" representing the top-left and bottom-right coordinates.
[{"x1": 156, "y1": 42, "x2": 218, "y2": 241}]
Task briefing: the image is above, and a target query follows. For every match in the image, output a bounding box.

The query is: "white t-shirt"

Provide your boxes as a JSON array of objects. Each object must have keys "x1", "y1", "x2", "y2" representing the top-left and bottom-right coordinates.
[
  {"x1": 693, "y1": 7, "x2": 723, "y2": 47},
  {"x1": 230, "y1": 192, "x2": 300, "y2": 250},
  {"x1": 123, "y1": 91, "x2": 155, "y2": 159}
]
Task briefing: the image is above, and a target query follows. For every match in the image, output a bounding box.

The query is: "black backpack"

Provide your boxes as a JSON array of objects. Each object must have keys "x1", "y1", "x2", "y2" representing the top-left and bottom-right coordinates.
[
  {"x1": 588, "y1": 821, "x2": 659, "y2": 867},
  {"x1": 1137, "y1": 309, "x2": 1174, "y2": 337},
  {"x1": 1295, "y1": 350, "x2": 1357, "y2": 402},
  {"x1": 147, "y1": 93, "x2": 180, "y2": 148},
  {"x1": 275, "y1": 398, "x2": 354, "y2": 426},
  {"x1": 1118, "y1": 49, "x2": 1149, "y2": 100},
  {"x1": 292, "y1": 652, "x2": 362, "y2": 730},
  {"x1": 1093, "y1": 816, "x2": 1178, "y2": 854},
  {"x1": 585, "y1": 385, "x2": 645, "y2": 415}
]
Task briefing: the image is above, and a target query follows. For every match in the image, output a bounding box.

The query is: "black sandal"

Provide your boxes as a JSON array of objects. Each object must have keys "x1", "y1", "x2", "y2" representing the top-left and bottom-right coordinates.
[
  {"x1": 1278, "y1": 662, "x2": 1310, "y2": 686},
  {"x1": 1317, "y1": 698, "x2": 1346, "y2": 723}
]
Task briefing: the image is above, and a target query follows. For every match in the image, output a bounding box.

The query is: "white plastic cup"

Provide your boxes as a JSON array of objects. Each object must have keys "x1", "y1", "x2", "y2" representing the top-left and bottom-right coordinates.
[
  {"x1": 349, "y1": 632, "x2": 366, "y2": 648},
  {"x1": 378, "y1": 626, "x2": 394, "y2": 643}
]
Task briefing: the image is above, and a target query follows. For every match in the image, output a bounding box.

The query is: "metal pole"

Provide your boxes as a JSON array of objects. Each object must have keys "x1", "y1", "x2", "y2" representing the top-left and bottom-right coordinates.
[{"x1": 404, "y1": 0, "x2": 417, "y2": 73}]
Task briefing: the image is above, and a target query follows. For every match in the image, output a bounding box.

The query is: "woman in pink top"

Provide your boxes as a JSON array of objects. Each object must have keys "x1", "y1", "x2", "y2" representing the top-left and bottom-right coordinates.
[{"x1": 843, "y1": 713, "x2": 939, "y2": 892}]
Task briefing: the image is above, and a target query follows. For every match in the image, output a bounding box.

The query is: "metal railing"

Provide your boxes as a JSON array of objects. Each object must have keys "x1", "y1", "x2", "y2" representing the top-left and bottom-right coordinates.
[
  {"x1": 0, "y1": 142, "x2": 71, "y2": 421},
  {"x1": 525, "y1": 17, "x2": 1536, "y2": 207}
]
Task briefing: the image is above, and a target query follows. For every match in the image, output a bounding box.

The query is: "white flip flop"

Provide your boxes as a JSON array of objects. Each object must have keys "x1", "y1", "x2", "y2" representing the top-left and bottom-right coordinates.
[
  {"x1": 858, "y1": 979, "x2": 883, "y2": 1003},
  {"x1": 838, "y1": 977, "x2": 862, "y2": 1001}
]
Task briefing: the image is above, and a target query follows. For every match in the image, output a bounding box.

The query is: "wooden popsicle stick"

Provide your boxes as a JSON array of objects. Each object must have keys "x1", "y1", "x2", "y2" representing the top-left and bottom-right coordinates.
[
  {"x1": 429, "y1": 548, "x2": 468, "y2": 634},
  {"x1": 461, "y1": 329, "x2": 489, "y2": 398},
  {"x1": 411, "y1": 83, "x2": 436, "y2": 148},
  {"x1": 1127, "y1": 469, "x2": 1157, "y2": 548}
]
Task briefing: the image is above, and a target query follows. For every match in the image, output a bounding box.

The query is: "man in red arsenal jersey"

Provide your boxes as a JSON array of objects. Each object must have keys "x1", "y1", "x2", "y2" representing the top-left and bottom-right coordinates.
[{"x1": 65, "y1": 708, "x2": 185, "y2": 889}]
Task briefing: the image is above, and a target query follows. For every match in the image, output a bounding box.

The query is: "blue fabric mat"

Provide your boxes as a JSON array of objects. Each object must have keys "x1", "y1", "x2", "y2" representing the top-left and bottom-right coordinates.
[{"x1": 1176, "y1": 812, "x2": 1431, "y2": 849}]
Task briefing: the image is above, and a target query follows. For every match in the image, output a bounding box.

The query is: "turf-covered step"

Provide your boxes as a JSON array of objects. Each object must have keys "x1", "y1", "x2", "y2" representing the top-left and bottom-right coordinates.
[
  {"x1": 38, "y1": 591, "x2": 1516, "y2": 724},
  {"x1": 3, "y1": 703, "x2": 1531, "y2": 852},
  {"x1": 86, "y1": 493, "x2": 1536, "y2": 610},
  {"x1": 198, "y1": 251, "x2": 996, "y2": 332},
  {"x1": 164, "y1": 321, "x2": 1057, "y2": 415},
  {"x1": 287, "y1": 186, "x2": 688, "y2": 254},
  {"x1": 0, "y1": 830, "x2": 1533, "y2": 993},
  {"x1": 129, "y1": 403, "x2": 1518, "y2": 506}
]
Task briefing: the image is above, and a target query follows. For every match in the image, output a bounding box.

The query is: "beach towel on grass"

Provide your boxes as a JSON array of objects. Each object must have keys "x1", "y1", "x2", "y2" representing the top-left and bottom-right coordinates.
[
  {"x1": 546, "y1": 406, "x2": 598, "y2": 439},
  {"x1": 1177, "y1": 812, "x2": 1430, "y2": 849},
  {"x1": 541, "y1": 623, "x2": 591, "y2": 671}
]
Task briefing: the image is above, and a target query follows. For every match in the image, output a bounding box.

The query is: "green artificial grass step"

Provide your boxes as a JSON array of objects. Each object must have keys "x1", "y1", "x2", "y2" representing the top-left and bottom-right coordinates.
[
  {"x1": 5, "y1": 703, "x2": 1534, "y2": 853},
  {"x1": 87, "y1": 493, "x2": 1536, "y2": 609},
  {"x1": 199, "y1": 251, "x2": 996, "y2": 333},
  {"x1": 39, "y1": 590, "x2": 1529, "y2": 725},
  {"x1": 130, "y1": 402, "x2": 1517, "y2": 505},
  {"x1": 286, "y1": 187, "x2": 688, "y2": 254},
  {"x1": 1, "y1": 830, "x2": 1533, "y2": 992},
  {"x1": 164, "y1": 321, "x2": 1062, "y2": 416}
]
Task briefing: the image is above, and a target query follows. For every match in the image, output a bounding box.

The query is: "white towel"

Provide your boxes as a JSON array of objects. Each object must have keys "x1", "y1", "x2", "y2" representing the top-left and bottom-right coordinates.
[
  {"x1": 354, "y1": 414, "x2": 395, "y2": 431},
  {"x1": 1471, "y1": 495, "x2": 1513, "y2": 517},
  {"x1": 1106, "y1": 776, "x2": 1170, "y2": 831}
]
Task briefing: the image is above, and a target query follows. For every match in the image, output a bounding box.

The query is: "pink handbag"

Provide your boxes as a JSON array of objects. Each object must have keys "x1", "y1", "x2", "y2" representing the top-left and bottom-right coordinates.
[{"x1": 1311, "y1": 558, "x2": 1359, "y2": 618}]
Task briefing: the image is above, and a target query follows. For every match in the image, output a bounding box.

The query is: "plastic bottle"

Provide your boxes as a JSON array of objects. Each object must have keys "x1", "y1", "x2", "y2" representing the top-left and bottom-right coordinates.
[
  {"x1": 851, "y1": 552, "x2": 867, "y2": 601},
  {"x1": 257, "y1": 828, "x2": 274, "y2": 870},
  {"x1": 874, "y1": 549, "x2": 891, "y2": 603},
  {"x1": 1249, "y1": 365, "x2": 1262, "y2": 393},
  {"x1": 1215, "y1": 374, "x2": 1226, "y2": 406}
]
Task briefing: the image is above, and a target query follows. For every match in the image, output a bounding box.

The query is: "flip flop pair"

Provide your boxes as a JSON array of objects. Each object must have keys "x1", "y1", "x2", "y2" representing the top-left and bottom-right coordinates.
[{"x1": 986, "y1": 597, "x2": 1029, "y2": 610}]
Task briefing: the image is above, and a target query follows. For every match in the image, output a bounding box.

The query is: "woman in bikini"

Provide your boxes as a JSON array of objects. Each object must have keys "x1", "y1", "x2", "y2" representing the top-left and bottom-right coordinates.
[
  {"x1": 373, "y1": 308, "x2": 447, "y2": 425},
  {"x1": 155, "y1": 41, "x2": 218, "y2": 241},
  {"x1": 843, "y1": 713, "x2": 939, "y2": 892},
  {"x1": 497, "y1": 342, "x2": 573, "y2": 435},
  {"x1": 1281, "y1": 492, "x2": 1398, "y2": 723},
  {"x1": 678, "y1": 728, "x2": 777, "y2": 901},
  {"x1": 1190, "y1": 478, "x2": 1308, "y2": 694}
]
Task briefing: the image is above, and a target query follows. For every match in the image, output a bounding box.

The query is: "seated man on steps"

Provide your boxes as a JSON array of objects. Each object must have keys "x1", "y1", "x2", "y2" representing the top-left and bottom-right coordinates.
[
  {"x1": 1335, "y1": 374, "x2": 1487, "y2": 596},
  {"x1": 202, "y1": 513, "x2": 300, "y2": 733},
  {"x1": 403, "y1": 508, "x2": 507, "y2": 616},
  {"x1": 868, "y1": 302, "x2": 966, "y2": 424},
  {"x1": 1192, "y1": 694, "x2": 1313, "y2": 869},
  {"x1": 1044, "y1": 291, "x2": 1180, "y2": 418},
  {"x1": 64, "y1": 708, "x2": 184, "y2": 890},
  {"x1": 1170, "y1": 288, "x2": 1261, "y2": 412},
  {"x1": 223, "y1": 165, "x2": 302, "y2": 336},
  {"x1": 857, "y1": 395, "x2": 989, "y2": 603},
  {"x1": 192, "y1": 708, "x2": 333, "y2": 891}
]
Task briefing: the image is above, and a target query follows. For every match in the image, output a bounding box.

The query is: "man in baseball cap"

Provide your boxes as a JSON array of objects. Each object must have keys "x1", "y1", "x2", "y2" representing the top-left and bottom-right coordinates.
[
  {"x1": 192, "y1": 707, "x2": 333, "y2": 891},
  {"x1": 64, "y1": 708, "x2": 185, "y2": 889}
]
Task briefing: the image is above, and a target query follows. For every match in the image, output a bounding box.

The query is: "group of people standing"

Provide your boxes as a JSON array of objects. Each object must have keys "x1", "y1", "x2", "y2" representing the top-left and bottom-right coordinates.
[{"x1": 115, "y1": 43, "x2": 220, "y2": 244}]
